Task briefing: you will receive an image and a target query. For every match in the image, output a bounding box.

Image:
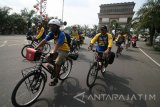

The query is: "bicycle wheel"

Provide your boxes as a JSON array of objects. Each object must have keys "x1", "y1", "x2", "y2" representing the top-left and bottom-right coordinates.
[
  {"x1": 21, "y1": 45, "x2": 34, "y2": 58},
  {"x1": 59, "y1": 58, "x2": 73, "y2": 80},
  {"x1": 42, "y1": 43, "x2": 51, "y2": 55},
  {"x1": 71, "y1": 44, "x2": 79, "y2": 54},
  {"x1": 11, "y1": 72, "x2": 46, "y2": 107},
  {"x1": 86, "y1": 62, "x2": 98, "y2": 88}
]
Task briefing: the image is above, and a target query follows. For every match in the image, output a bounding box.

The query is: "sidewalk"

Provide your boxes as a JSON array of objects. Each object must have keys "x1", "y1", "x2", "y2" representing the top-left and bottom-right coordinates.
[{"x1": 137, "y1": 41, "x2": 160, "y2": 66}]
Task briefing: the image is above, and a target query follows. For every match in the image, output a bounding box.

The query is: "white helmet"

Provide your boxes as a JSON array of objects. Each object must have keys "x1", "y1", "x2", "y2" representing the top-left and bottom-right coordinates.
[{"x1": 48, "y1": 19, "x2": 61, "y2": 27}]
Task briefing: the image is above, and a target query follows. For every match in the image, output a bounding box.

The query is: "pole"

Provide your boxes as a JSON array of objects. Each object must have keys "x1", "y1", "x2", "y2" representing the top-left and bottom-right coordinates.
[
  {"x1": 40, "y1": 0, "x2": 43, "y2": 22},
  {"x1": 62, "y1": 0, "x2": 64, "y2": 22}
]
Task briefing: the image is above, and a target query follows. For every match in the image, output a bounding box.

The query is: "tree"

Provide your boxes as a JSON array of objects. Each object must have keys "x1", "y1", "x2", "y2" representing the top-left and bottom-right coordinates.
[
  {"x1": 21, "y1": 8, "x2": 35, "y2": 29},
  {"x1": 10, "y1": 13, "x2": 27, "y2": 34},
  {"x1": 83, "y1": 25, "x2": 89, "y2": 36},
  {"x1": 133, "y1": 0, "x2": 160, "y2": 45},
  {"x1": 93, "y1": 25, "x2": 98, "y2": 34},
  {"x1": 110, "y1": 20, "x2": 122, "y2": 36},
  {"x1": 0, "y1": 6, "x2": 12, "y2": 34}
]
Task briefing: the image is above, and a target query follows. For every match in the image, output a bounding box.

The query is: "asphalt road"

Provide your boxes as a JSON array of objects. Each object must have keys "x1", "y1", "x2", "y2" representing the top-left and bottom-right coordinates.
[{"x1": 0, "y1": 35, "x2": 160, "y2": 107}]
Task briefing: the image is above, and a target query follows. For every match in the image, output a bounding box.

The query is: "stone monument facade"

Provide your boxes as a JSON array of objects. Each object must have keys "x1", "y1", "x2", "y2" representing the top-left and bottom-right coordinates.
[{"x1": 98, "y1": 2, "x2": 135, "y2": 28}]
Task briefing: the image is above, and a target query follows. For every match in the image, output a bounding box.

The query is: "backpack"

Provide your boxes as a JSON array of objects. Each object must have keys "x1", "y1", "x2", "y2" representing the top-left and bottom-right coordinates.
[
  {"x1": 64, "y1": 32, "x2": 71, "y2": 47},
  {"x1": 108, "y1": 52, "x2": 115, "y2": 64}
]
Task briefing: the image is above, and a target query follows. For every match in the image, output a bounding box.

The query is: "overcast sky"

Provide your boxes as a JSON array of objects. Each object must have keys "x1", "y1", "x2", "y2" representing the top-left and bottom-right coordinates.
[{"x1": 0, "y1": 0, "x2": 147, "y2": 27}]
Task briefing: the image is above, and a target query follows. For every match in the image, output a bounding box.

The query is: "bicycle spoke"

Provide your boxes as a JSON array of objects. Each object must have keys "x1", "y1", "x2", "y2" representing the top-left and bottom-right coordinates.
[
  {"x1": 87, "y1": 63, "x2": 98, "y2": 87},
  {"x1": 12, "y1": 72, "x2": 45, "y2": 107},
  {"x1": 59, "y1": 59, "x2": 72, "y2": 80}
]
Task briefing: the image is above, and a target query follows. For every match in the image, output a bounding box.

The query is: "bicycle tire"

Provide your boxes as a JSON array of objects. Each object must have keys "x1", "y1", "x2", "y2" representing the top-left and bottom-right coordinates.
[
  {"x1": 71, "y1": 44, "x2": 79, "y2": 54},
  {"x1": 11, "y1": 72, "x2": 46, "y2": 107},
  {"x1": 59, "y1": 58, "x2": 73, "y2": 80},
  {"x1": 21, "y1": 45, "x2": 34, "y2": 58},
  {"x1": 86, "y1": 62, "x2": 98, "y2": 88}
]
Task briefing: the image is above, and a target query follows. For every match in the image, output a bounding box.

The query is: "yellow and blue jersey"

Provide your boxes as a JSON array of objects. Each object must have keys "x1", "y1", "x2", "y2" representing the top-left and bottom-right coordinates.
[
  {"x1": 90, "y1": 33, "x2": 113, "y2": 52},
  {"x1": 36, "y1": 27, "x2": 46, "y2": 40},
  {"x1": 45, "y1": 31, "x2": 70, "y2": 52},
  {"x1": 115, "y1": 34, "x2": 125, "y2": 43},
  {"x1": 71, "y1": 30, "x2": 79, "y2": 40}
]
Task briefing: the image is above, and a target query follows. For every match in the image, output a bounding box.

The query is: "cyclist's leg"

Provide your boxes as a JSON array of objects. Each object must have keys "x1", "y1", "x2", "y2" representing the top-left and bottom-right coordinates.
[
  {"x1": 116, "y1": 44, "x2": 121, "y2": 54},
  {"x1": 77, "y1": 40, "x2": 80, "y2": 48},
  {"x1": 125, "y1": 40, "x2": 129, "y2": 50},
  {"x1": 49, "y1": 51, "x2": 68, "y2": 86},
  {"x1": 120, "y1": 42, "x2": 124, "y2": 53}
]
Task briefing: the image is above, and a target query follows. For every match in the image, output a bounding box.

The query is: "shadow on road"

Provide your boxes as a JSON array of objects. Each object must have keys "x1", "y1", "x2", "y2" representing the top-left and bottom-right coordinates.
[
  {"x1": 77, "y1": 53, "x2": 93, "y2": 63},
  {"x1": 52, "y1": 77, "x2": 93, "y2": 107},
  {"x1": 31, "y1": 77, "x2": 93, "y2": 107},
  {"x1": 31, "y1": 98, "x2": 52, "y2": 107},
  {"x1": 88, "y1": 72, "x2": 148, "y2": 107}
]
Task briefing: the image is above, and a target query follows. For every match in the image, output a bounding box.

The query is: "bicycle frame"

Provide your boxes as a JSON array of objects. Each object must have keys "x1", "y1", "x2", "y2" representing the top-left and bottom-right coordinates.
[
  {"x1": 30, "y1": 53, "x2": 69, "y2": 79},
  {"x1": 35, "y1": 54, "x2": 55, "y2": 77},
  {"x1": 92, "y1": 50, "x2": 106, "y2": 71}
]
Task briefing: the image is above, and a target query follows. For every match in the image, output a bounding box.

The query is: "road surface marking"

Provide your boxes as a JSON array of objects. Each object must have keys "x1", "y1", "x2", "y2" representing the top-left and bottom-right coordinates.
[
  {"x1": 24, "y1": 39, "x2": 28, "y2": 43},
  {"x1": 8, "y1": 44, "x2": 19, "y2": 46},
  {"x1": 139, "y1": 48, "x2": 160, "y2": 67},
  {"x1": 0, "y1": 41, "x2": 7, "y2": 47}
]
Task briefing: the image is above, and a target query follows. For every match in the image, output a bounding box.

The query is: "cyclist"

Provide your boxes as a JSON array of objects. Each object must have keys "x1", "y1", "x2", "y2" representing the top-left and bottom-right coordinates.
[
  {"x1": 115, "y1": 31, "x2": 125, "y2": 56},
  {"x1": 88, "y1": 25, "x2": 113, "y2": 71},
  {"x1": 27, "y1": 28, "x2": 33, "y2": 36},
  {"x1": 34, "y1": 21, "x2": 46, "y2": 42},
  {"x1": 123, "y1": 32, "x2": 129, "y2": 50},
  {"x1": 71, "y1": 25, "x2": 80, "y2": 48},
  {"x1": 36, "y1": 19, "x2": 70, "y2": 86}
]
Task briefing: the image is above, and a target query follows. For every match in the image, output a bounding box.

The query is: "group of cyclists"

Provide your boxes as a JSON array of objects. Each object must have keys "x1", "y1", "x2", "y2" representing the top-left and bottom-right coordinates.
[
  {"x1": 27, "y1": 19, "x2": 85, "y2": 86},
  {"x1": 11, "y1": 17, "x2": 139, "y2": 107},
  {"x1": 26, "y1": 18, "x2": 136, "y2": 86}
]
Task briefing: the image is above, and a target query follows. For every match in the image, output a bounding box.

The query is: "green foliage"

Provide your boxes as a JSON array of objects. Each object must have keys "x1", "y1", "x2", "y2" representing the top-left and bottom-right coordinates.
[
  {"x1": 0, "y1": 5, "x2": 98, "y2": 35},
  {"x1": 0, "y1": 6, "x2": 36, "y2": 34},
  {"x1": 131, "y1": 0, "x2": 160, "y2": 45}
]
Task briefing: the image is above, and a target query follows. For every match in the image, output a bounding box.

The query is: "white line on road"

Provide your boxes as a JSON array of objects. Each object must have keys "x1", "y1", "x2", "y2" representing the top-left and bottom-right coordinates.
[
  {"x1": 139, "y1": 48, "x2": 160, "y2": 67},
  {"x1": 24, "y1": 39, "x2": 28, "y2": 43},
  {"x1": 8, "y1": 44, "x2": 19, "y2": 46},
  {"x1": 0, "y1": 41, "x2": 7, "y2": 47}
]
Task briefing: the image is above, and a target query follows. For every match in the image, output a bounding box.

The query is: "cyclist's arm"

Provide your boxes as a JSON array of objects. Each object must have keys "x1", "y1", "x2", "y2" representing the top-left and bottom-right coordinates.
[
  {"x1": 52, "y1": 32, "x2": 64, "y2": 53},
  {"x1": 107, "y1": 33, "x2": 113, "y2": 51},
  {"x1": 36, "y1": 39, "x2": 47, "y2": 49},
  {"x1": 36, "y1": 32, "x2": 53, "y2": 49},
  {"x1": 36, "y1": 27, "x2": 44, "y2": 40},
  {"x1": 90, "y1": 33, "x2": 100, "y2": 45},
  {"x1": 115, "y1": 34, "x2": 120, "y2": 42},
  {"x1": 108, "y1": 34, "x2": 113, "y2": 47}
]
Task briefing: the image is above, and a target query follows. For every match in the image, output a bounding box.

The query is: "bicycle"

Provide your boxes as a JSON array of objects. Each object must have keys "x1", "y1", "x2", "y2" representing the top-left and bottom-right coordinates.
[
  {"x1": 86, "y1": 49, "x2": 108, "y2": 88},
  {"x1": 21, "y1": 35, "x2": 51, "y2": 58},
  {"x1": 116, "y1": 42, "x2": 124, "y2": 58},
  {"x1": 70, "y1": 39, "x2": 79, "y2": 54},
  {"x1": 11, "y1": 52, "x2": 73, "y2": 107}
]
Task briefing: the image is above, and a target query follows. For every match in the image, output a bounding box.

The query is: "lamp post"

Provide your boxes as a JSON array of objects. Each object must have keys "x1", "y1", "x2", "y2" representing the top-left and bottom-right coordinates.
[{"x1": 62, "y1": 0, "x2": 64, "y2": 22}]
